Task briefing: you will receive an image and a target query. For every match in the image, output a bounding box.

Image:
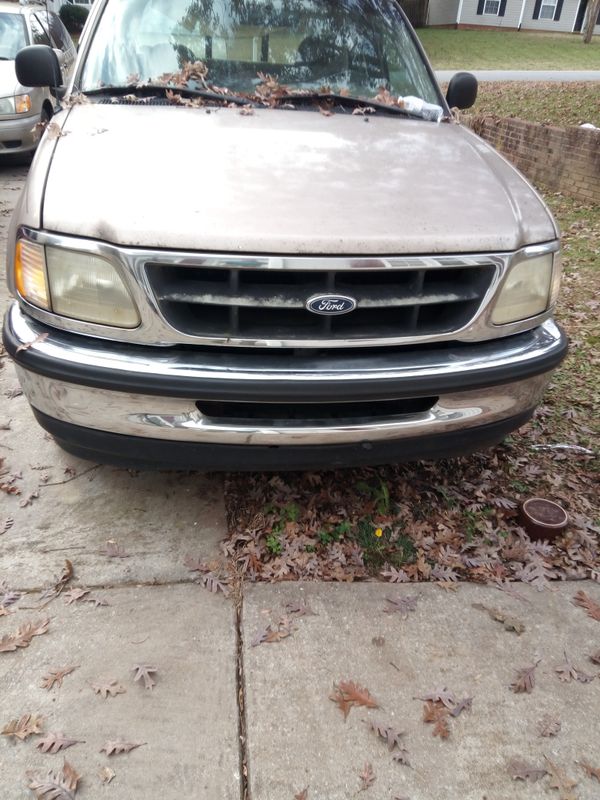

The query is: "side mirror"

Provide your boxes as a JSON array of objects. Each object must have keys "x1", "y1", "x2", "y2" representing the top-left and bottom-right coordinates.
[
  {"x1": 446, "y1": 72, "x2": 478, "y2": 110},
  {"x1": 16, "y1": 45, "x2": 63, "y2": 94}
]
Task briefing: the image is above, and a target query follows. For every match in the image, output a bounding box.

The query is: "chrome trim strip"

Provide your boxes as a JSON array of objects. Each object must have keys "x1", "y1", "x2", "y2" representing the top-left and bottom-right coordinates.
[
  {"x1": 13, "y1": 228, "x2": 560, "y2": 349},
  {"x1": 7, "y1": 303, "x2": 565, "y2": 387},
  {"x1": 15, "y1": 367, "x2": 550, "y2": 446}
]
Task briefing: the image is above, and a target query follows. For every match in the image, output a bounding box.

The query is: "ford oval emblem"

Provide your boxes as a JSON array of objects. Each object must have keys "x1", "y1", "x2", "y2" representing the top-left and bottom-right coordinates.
[{"x1": 306, "y1": 294, "x2": 357, "y2": 316}]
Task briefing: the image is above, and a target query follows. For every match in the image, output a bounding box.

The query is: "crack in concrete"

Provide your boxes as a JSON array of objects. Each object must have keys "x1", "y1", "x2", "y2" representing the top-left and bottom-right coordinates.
[
  {"x1": 234, "y1": 579, "x2": 250, "y2": 800},
  {"x1": 10, "y1": 577, "x2": 198, "y2": 594}
]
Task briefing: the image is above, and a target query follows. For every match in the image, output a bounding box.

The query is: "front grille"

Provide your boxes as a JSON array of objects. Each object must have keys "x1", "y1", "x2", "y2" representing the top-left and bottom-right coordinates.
[{"x1": 145, "y1": 261, "x2": 496, "y2": 344}]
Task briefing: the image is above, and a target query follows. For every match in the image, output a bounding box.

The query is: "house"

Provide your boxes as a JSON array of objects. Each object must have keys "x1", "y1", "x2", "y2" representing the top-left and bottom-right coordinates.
[{"x1": 427, "y1": 0, "x2": 600, "y2": 35}]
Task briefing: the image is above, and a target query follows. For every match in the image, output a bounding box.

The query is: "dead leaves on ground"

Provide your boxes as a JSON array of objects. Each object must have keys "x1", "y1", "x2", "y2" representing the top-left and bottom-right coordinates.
[
  {"x1": 100, "y1": 740, "x2": 146, "y2": 756},
  {"x1": 251, "y1": 616, "x2": 295, "y2": 647},
  {"x1": 36, "y1": 732, "x2": 85, "y2": 754},
  {"x1": 2, "y1": 713, "x2": 44, "y2": 741},
  {"x1": 90, "y1": 678, "x2": 126, "y2": 699},
  {"x1": 185, "y1": 556, "x2": 230, "y2": 596},
  {"x1": 538, "y1": 714, "x2": 561, "y2": 737},
  {"x1": 330, "y1": 681, "x2": 379, "y2": 720},
  {"x1": 0, "y1": 617, "x2": 49, "y2": 653},
  {"x1": 41, "y1": 665, "x2": 78, "y2": 690},
  {"x1": 471, "y1": 602, "x2": 525, "y2": 634},
  {"x1": 369, "y1": 720, "x2": 410, "y2": 765},
  {"x1": 100, "y1": 540, "x2": 129, "y2": 559},
  {"x1": 99, "y1": 767, "x2": 116, "y2": 785},
  {"x1": 419, "y1": 688, "x2": 472, "y2": 739},
  {"x1": 510, "y1": 659, "x2": 541, "y2": 693},
  {"x1": 555, "y1": 651, "x2": 594, "y2": 683},
  {"x1": 573, "y1": 590, "x2": 600, "y2": 621},
  {"x1": 358, "y1": 762, "x2": 376, "y2": 791},
  {"x1": 545, "y1": 757, "x2": 578, "y2": 800},
  {"x1": 132, "y1": 664, "x2": 158, "y2": 691},
  {"x1": 579, "y1": 760, "x2": 600, "y2": 782},
  {"x1": 383, "y1": 595, "x2": 419, "y2": 618},
  {"x1": 27, "y1": 759, "x2": 81, "y2": 800},
  {"x1": 508, "y1": 758, "x2": 547, "y2": 782},
  {"x1": 422, "y1": 701, "x2": 450, "y2": 739}
]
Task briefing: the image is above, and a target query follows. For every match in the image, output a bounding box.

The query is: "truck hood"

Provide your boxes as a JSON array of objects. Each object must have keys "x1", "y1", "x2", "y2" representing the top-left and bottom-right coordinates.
[{"x1": 42, "y1": 104, "x2": 556, "y2": 254}]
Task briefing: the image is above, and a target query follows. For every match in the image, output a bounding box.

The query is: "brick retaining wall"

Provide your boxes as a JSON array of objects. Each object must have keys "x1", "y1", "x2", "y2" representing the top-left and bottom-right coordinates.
[{"x1": 463, "y1": 115, "x2": 600, "y2": 205}]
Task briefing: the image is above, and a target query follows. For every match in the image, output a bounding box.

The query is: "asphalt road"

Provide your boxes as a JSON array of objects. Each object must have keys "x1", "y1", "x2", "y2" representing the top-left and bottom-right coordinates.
[{"x1": 436, "y1": 69, "x2": 600, "y2": 82}]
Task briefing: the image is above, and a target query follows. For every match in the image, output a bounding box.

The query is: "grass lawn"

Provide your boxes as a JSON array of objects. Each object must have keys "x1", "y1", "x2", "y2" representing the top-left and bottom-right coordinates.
[
  {"x1": 418, "y1": 29, "x2": 600, "y2": 70},
  {"x1": 471, "y1": 81, "x2": 600, "y2": 126}
]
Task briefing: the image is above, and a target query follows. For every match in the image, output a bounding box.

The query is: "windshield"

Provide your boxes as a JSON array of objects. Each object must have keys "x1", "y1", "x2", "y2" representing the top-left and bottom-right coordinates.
[
  {"x1": 0, "y1": 13, "x2": 27, "y2": 60},
  {"x1": 79, "y1": 0, "x2": 440, "y2": 105}
]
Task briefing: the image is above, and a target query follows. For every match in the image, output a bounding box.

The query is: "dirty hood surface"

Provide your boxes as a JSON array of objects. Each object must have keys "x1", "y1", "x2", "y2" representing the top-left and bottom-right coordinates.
[{"x1": 43, "y1": 104, "x2": 556, "y2": 254}]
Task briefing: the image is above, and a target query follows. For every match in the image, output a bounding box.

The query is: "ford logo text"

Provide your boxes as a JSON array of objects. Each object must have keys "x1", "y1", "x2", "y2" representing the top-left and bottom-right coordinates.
[{"x1": 306, "y1": 295, "x2": 357, "y2": 316}]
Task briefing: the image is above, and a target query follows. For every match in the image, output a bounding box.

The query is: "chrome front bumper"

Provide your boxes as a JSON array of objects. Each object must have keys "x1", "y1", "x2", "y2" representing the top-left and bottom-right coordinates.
[{"x1": 3, "y1": 303, "x2": 567, "y2": 464}]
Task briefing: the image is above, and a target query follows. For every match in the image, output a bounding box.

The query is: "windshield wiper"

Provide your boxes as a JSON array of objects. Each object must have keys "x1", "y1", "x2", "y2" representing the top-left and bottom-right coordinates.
[{"x1": 83, "y1": 83, "x2": 256, "y2": 107}]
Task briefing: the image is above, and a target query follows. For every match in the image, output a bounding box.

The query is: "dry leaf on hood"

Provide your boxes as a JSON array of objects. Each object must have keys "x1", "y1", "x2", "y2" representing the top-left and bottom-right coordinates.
[{"x1": 294, "y1": 789, "x2": 308, "y2": 800}]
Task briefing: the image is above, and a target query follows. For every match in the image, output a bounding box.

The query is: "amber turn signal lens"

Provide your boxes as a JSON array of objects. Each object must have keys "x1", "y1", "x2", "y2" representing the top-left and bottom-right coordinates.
[
  {"x1": 15, "y1": 239, "x2": 49, "y2": 309},
  {"x1": 15, "y1": 94, "x2": 32, "y2": 114}
]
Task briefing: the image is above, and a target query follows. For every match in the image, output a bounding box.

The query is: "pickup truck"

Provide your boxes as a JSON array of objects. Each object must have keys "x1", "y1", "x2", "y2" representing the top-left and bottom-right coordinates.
[{"x1": 2, "y1": 0, "x2": 567, "y2": 470}]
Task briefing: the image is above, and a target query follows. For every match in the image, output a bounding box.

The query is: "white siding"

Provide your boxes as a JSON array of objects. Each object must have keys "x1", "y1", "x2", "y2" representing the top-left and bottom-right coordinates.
[
  {"x1": 522, "y1": 0, "x2": 581, "y2": 32},
  {"x1": 428, "y1": 0, "x2": 460, "y2": 24},
  {"x1": 459, "y1": 0, "x2": 524, "y2": 27}
]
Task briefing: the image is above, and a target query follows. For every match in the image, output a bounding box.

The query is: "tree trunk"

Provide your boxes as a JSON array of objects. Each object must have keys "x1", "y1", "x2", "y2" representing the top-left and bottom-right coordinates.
[{"x1": 583, "y1": 0, "x2": 600, "y2": 43}]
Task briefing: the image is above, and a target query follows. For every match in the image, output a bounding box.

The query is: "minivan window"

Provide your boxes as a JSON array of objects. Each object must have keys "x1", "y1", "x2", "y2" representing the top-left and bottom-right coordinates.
[
  {"x1": 0, "y1": 13, "x2": 27, "y2": 60},
  {"x1": 30, "y1": 14, "x2": 52, "y2": 47},
  {"x1": 79, "y1": 0, "x2": 439, "y2": 105}
]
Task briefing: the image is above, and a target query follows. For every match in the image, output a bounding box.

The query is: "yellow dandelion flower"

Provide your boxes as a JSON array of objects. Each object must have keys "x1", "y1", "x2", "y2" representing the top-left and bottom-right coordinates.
[{"x1": 374, "y1": 528, "x2": 383, "y2": 538}]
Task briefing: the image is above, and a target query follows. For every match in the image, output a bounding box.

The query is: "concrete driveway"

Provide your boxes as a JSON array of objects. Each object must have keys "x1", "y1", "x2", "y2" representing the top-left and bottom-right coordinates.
[{"x1": 2, "y1": 164, "x2": 600, "y2": 800}]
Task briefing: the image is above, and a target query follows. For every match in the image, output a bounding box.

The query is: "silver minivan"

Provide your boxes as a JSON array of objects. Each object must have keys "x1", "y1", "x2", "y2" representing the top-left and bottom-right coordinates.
[
  {"x1": 0, "y1": 0, "x2": 75, "y2": 157},
  {"x1": 3, "y1": 0, "x2": 567, "y2": 470}
]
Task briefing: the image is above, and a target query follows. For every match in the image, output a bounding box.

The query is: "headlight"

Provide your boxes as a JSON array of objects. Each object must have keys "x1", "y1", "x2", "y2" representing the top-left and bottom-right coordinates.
[
  {"x1": 15, "y1": 94, "x2": 32, "y2": 114},
  {"x1": 0, "y1": 96, "x2": 15, "y2": 115},
  {"x1": 15, "y1": 239, "x2": 140, "y2": 329},
  {"x1": 492, "y1": 252, "x2": 559, "y2": 325}
]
